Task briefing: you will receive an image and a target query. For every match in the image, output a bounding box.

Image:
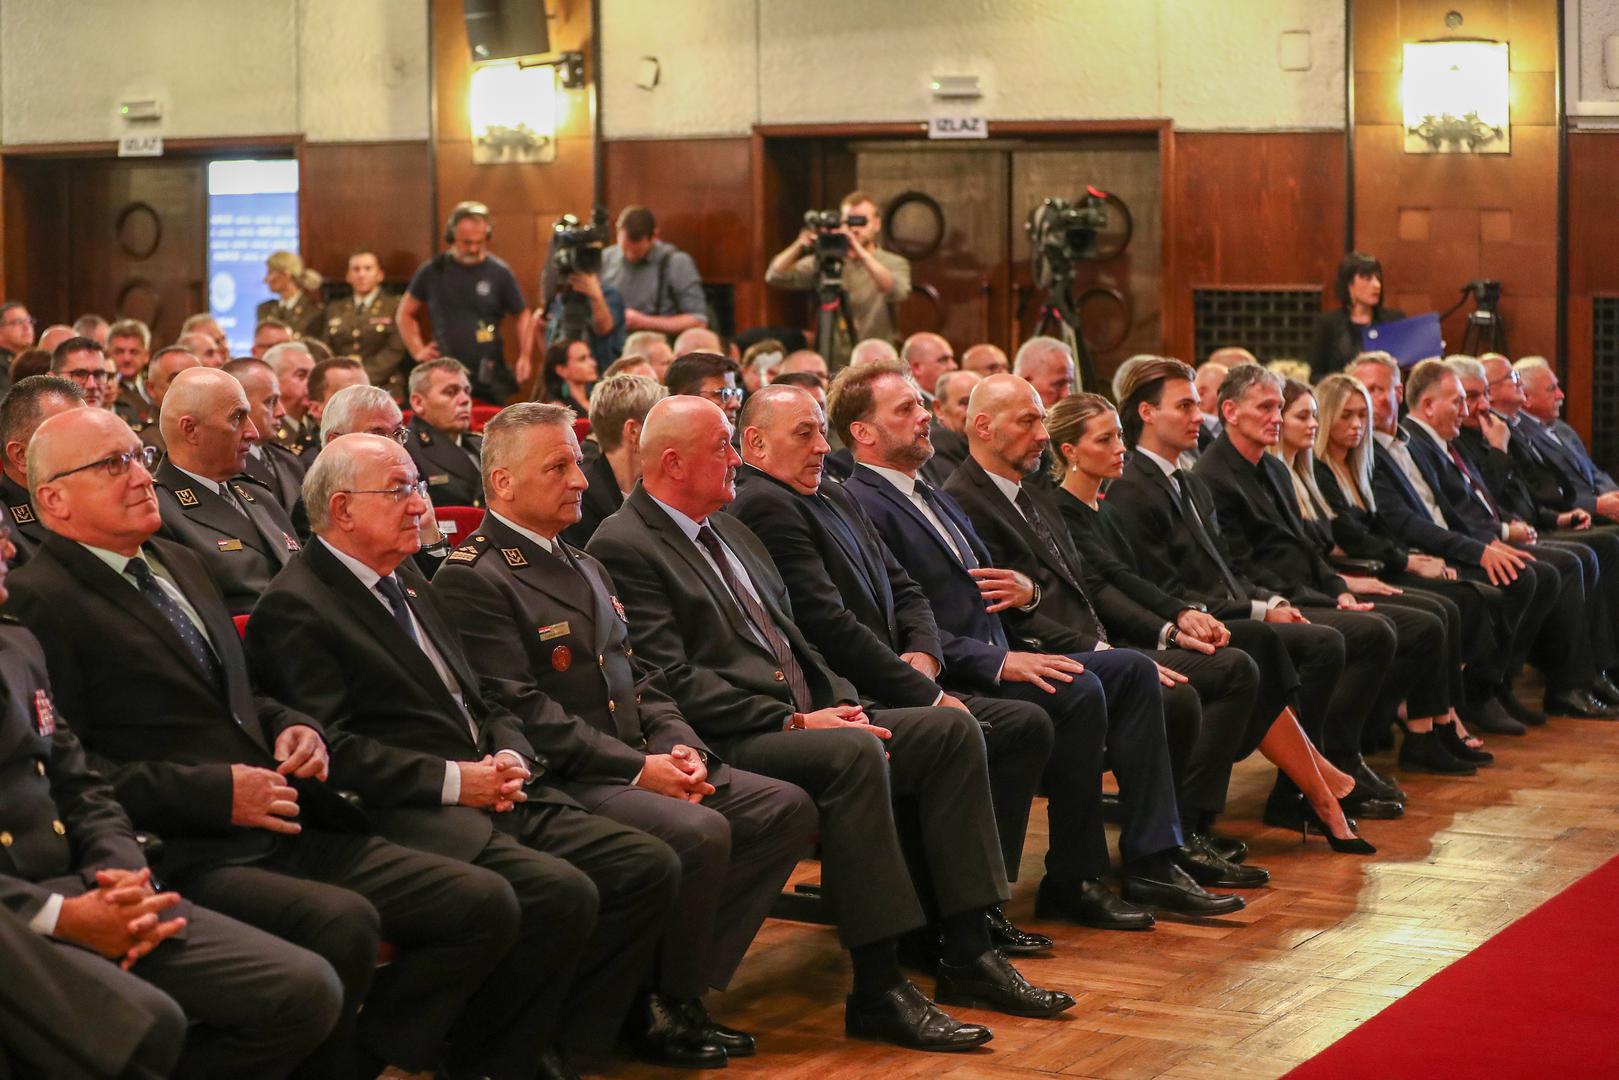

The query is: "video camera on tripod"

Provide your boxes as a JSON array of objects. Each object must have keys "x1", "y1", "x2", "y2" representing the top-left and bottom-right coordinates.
[
  {"x1": 550, "y1": 207, "x2": 611, "y2": 341},
  {"x1": 803, "y1": 208, "x2": 867, "y2": 286},
  {"x1": 1023, "y1": 187, "x2": 1120, "y2": 396}
]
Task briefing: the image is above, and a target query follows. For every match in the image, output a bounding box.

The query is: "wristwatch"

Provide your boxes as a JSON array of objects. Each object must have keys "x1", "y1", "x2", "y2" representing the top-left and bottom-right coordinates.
[{"x1": 787, "y1": 712, "x2": 807, "y2": 731}]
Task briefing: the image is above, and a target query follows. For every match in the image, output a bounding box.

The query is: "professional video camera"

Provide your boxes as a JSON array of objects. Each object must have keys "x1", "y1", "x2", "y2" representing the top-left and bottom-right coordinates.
[
  {"x1": 1025, "y1": 190, "x2": 1110, "y2": 290},
  {"x1": 551, "y1": 208, "x2": 610, "y2": 276},
  {"x1": 803, "y1": 208, "x2": 868, "y2": 270}
]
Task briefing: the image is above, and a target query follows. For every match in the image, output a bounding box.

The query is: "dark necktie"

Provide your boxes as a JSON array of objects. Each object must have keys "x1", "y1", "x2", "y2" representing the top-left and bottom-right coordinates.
[
  {"x1": 914, "y1": 480, "x2": 978, "y2": 569},
  {"x1": 1014, "y1": 486, "x2": 1106, "y2": 644},
  {"x1": 695, "y1": 525, "x2": 813, "y2": 712},
  {"x1": 1447, "y1": 444, "x2": 1501, "y2": 519},
  {"x1": 1171, "y1": 470, "x2": 1248, "y2": 603},
  {"x1": 375, "y1": 574, "x2": 420, "y2": 645},
  {"x1": 125, "y1": 557, "x2": 222, "y2": 685}
]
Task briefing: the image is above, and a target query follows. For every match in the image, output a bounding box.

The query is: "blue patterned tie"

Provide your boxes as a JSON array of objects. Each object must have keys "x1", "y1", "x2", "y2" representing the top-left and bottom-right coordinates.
[{"x1": 125, "y1": 557, "x2": 222, "y2": 686}]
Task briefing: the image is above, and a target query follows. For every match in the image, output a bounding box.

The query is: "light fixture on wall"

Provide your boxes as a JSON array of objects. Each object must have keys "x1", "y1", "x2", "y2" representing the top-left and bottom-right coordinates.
[
  {"x1": 468, "y1": 60, "x2": 558, "y2": 164},
  {"x1": 1401, "y1": 40, "x2": 1510, "y2": 154},
  {"x1": 930, "y1": 74, "x2": 981, "y2": 101}
]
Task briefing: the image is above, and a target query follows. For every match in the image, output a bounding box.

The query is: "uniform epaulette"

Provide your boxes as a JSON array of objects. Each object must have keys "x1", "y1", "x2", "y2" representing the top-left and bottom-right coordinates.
[{"x1": 443, "y1": 532, "x2": 490, "y2": 564}]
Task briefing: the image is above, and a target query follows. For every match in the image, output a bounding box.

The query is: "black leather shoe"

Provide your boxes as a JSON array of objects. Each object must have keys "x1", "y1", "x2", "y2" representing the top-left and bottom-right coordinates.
[
  {"x1": 536, "y1": 1048, "x2": 581, "y2": 1080},
  {"x1": 1341, "y1": 755, "x2": 1406, "y2": 802},
  {"x1": 1546, "y1": 689, "x2": 1619, "y2": 719},
  {"x1": 935, "y1": 950, "x2": 1075, "y2": 1018},
  {"x1": 1497, "y1": 691, "x2": 1546, "y2": 728},
  {"x1": 845, "y1": 981, "x2": 993, "y2": 1051},
  {"x1": 624, "y1": 992, "x2": 727, "y2": 1069},
  {"x1": 1122, "y1": 863, "x2": 1245, "y2": 917},
  {"x1": 1034, "y1": 876, "x2": 1154, "y2": 930},
  {"x1": 985, "y1": 904, "x2": 1053, "y2": 955},
  {"x1": 680, "y1": 998, "x2": 755, "y2": 1058},
  {"x1": 1593, "y1": 673, "x2": 1619, "y2": 707},
  {"x1": 1435, "y1": 722, "x2": 1494, "y2": 766},
  {"x1": 1176, "y1": 836, "x2": 1270, "y2": 888},
  {"x1": 1397, "y1": 729, "x2": 1476, "y2": 775},
  {"x1": 1469, "y1": 697, "x2": 1528, "y2": 735},
  {"x1": 1205, "y1": 832, "x2": 1247, "y2": 864},
  {"x1": 1341, "y1": 794, "x2": 1406, "y2": 818}
]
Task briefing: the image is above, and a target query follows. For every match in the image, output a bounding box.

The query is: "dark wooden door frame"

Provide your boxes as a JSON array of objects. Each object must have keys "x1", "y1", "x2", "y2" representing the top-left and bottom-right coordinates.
[{"x1": 747, "y1": 119, "x2": 1176, "y2": 346}]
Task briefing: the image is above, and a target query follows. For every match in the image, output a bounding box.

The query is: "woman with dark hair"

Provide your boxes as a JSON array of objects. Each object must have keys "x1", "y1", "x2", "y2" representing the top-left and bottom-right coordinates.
[
  {"x1": 1047, "y1": 392, "x2": 1376, "y2": 854},
  {"x1": 1308, "y1": 252, "x2": 1406, "y2": 377},
  {"x1": 536, "y1": 338, "x2": 597, "y2": 410}
]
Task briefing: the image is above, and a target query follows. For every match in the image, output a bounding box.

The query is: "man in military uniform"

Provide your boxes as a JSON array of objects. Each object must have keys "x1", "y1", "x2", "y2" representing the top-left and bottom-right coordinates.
[
  {"x1": 300, "y1": 357, "x2": 369, "y2": 467},
  {"x1": 0, "y1": 534, "x2": 343, "y2": 1077},
  {"x1": 107, "y1": 318, "x2": 154, "y2": 428},
  {"x1": 151, "y1": 368, "x2": 301, "y2": 616},
  {"x1": 406, "y1": 357, "x2": 483, "y2": 508},
  {"x1": 266, "y1": 341, "x2": 319, "y2": 454},
  {"x1": 251, "y1": 318, "x2": 293, "y2": 358},
  {"x1": 138, "y1": 347, "x2": 204, "y2": 455},
  {"x1": 225, "y1": 357, "x2": 306, "y2": 515},
  {"x1": 324, "y1": 250, "x2": 408, "y2": 398},
  {"x1": 0, "y1": 376, "x2": 86, "y2": 566},
  {"x1": 433, "y1": 403, "x2": 817, "y2": 1067}
]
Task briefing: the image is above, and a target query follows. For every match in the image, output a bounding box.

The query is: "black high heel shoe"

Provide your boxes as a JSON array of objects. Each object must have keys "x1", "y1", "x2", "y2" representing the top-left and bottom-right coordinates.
[{"x1": 1301, "y1": 801, "x2": 1376, "y2": 855}]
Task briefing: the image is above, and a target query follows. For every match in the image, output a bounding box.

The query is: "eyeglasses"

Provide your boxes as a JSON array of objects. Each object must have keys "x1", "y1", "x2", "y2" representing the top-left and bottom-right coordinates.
[
  {"x1": 700, "y1": 387, "x2": 744, "y2": 404},
  {"x1": 1, "y1": 317, "x2": 34, "y2": 329},
  {"x1": 62, "y1": 368, "x2": 112, "y2": 383},
  {"x1": 340, "y1": 480, "x2": 428, "y2": 503},
  {"x1": 45, "y1": 445, "x2": 159, "y2": 483},
  {"x1": 362, "y1": 426, "x2": 410, "y2": 445},
  {"x1": 1488, "y1": 372, "x2": 1522, "y2": 389}
]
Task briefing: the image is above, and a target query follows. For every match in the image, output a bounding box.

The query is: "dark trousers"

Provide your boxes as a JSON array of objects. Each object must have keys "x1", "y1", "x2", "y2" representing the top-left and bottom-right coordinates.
[
  {"x1": 563, "y1": 769, "x2": 817, "y2": 998},
  {"x1": 959, "y1": 693, "x2": 1056, "y2": 880},
  {"x1": 44, "y1": 897, "x2": 341, "y2": 1080},
  {"x1": 1386, "y1": 575, "x2": 1503, "y2": 700},
  {"x1": 1157, "y1": 644, "x2": 1262, "y2": 824},
  {"x1": 1258, "y1": 617, "x2": 1348, "y2": 811},
  {"x1": 995, "y1": 647, "x2": 1181, "y2": 880},
  {"x1": 1365, "y1": 594, "x2": 1451, "y2": 720},
  {"x1": 1524, "y1": 542, "x2": 1596, "y2": 692},
  {"x1": 1549, "y1": 525, "x2": 1619, "y2": 670},
  {"x1": 178, "y1": 829, "x2": 521, "y2": 1078},
  {"x1": 724, "y1": 704, "x2": 1009, "y2": 950},
  {"x1": 1296, "y1": 608, "x2": 1397, "y2": 765}
]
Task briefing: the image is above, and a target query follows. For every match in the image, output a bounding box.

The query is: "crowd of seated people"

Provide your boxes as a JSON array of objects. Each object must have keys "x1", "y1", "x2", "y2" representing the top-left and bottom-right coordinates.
[{"x1": 2, "y1": 205, "x2": 1617, "y2": 1080}]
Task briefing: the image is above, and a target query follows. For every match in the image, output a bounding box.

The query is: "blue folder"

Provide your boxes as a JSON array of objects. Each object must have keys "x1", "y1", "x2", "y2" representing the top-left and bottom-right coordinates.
[{"x1": 1361, "y1": 313, "x2": 1444, "y2": 369}]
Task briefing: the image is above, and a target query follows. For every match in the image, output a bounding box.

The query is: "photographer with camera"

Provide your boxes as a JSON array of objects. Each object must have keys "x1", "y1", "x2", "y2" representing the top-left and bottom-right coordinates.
[
  {"x1": 399, "y1": 201, "x2": 535, "y2": 403},
  {"x1": 542, "y1": 210, "x2": 628, "y2": 366},
  {"x1": 765, "y1": 190, "x2": 911, "y2": 369},
  {"x1": 602, "y1": 206, "x2": 709, "y2": 336}
]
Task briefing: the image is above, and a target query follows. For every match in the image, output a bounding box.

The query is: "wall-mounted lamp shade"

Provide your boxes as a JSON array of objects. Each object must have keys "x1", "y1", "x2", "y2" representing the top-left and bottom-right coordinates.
[
  {"x1": 1402, "y1": 41, "x2": 1510, "y2": 153},
  {"x1": 469, "y1": 61, "x2": 557, "y2": 164}
]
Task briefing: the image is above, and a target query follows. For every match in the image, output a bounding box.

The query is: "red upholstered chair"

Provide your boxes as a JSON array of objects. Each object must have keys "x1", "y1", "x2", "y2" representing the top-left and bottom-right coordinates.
[
  {"x1": 573, "y1": 417, "x2": 591, "y2": 442},
  {"x1": 435, "y1": 506, "x2": 486, "y2": 544},
  {"x1": 470, "y1": 404, "x2": 500, "y2": 432},
  {"x1": 399, "y1": 409, "x2": 412, "y2": 426}
]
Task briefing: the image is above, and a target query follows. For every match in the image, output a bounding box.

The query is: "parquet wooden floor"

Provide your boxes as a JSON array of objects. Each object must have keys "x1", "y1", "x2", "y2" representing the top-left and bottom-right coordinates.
[{"x1": 599, "y1": 710, "x2": 1619, "y2": 1079}]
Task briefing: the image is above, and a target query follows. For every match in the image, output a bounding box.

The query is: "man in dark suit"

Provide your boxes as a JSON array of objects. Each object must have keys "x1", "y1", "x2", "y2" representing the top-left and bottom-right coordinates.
[
  {"x1": 831, "y1": 363, "x2": 1243, "y2": 925},
  {"x1": 406, "y1": 358, "x2": 483, "y2": 508},
  {"x1": 150, "y1": 368, "x2": 301, "y2": 616},
  {"x1": 247, "y1": 432, "x2": 683, "y2": 1076},
  {"x1": 561, "y1": 372, "x2": 665, "y2": 547},
  {"x1": 322, "y1": 250, "x2": 408, "y2": 398},
  {"x1": 226, "y1": 357, "x2": 307, "y2": 515},
  {"x1": 590, "y1": 395, "x2": 1075, "y2": 1052},
  {"x1": 929, "y1": 369, "x2": 978, "y2": 481},
  {"x1": 9, "y1": 407, "x2": 539, "y2": 1080},
  {"x1": 435, "y1": 403, "x2": 816, "y2": 1066},
  {"x1": 1397, "y1": 360, "x2": 1614, "y2": 719},
  {"x1": 729, "y1": 384, "x2": 1057, "y2": 953},
  {"x1": 1516, "y1": 358, "x2": 1619, "y2": 519},
  {"x1": 0, "y1": 375, "x2": 84, "y2": 566},
  {"x1": 945, "y1": 374, "x2": 1269, "y2": 888},
  {"x1": 0, "y1": 589, "x2": 342, "y2": 1078}
]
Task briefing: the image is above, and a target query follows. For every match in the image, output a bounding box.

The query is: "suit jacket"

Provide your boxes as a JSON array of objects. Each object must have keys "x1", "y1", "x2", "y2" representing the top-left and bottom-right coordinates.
[
  {"x1": 1312, "y1": 457, "x2": 1411, "y2": 570},
  {"x1": 561, "y1": 449, "x2": 625, "y2": 549},
  {"x1": 1193, "y1": 434, "x2": 1344, "y2": 605},
  {"x1": 152, "y1": 461, "x2": 301, "y2": 616},
  {"x1": 111, "y1": 380, "x2": 157, "y2": 434},
  {"x1": 842, "y1": 463, "x2": 1013, "y2": 688},
  {"x1": 1514, "y1": 413, "x2": 1617, "y2": 512},
  {"x1": 257, "y1": 293, "x2": 324, "y2": 341},
  {"x1": 1103, "y1": 450, "x2": 1279, "y2": 621},
  {"x1": 1054, "y1": 488, "x2": 1191, "y2": 636},
  {"x1": 3, "y1": 535, "x2": 363, "y2": 879},
  {"x1": 245, "y1": 538, "x2": 562, "y2": 861},
  {"x1": 1308, "y1": 305, "x2": 1406, "y2": 377},
  {"x1": 241, "y1": 441, "x2": 307, "y2": 517},
  {"x1": 0, "y1": 473, "x2": 46, "y2": 568},
  {"x1": 945, "y1": 455, "x2": 1154, "y2": 649},
  {"x1": 1368, "y1": 436, "x2": 1489, "y2": 565},
  {"x1": 730, "y1": 465, "x2": 944, "y2": 707},
  {"x1": 321, "y1": 292, "x2": 407, "y2": 393},
  {"x1": 432, "y1": 512, "x2": 721, "y2": 788},
  {"x1": 587, "y1": 485, "x2": 860, "y2": 748},
  {"x1": 1455, "y1": 426, "x2": 1558, "y2": 530},
  {"x1": 1399, "y1": 418, "x2": 1502, "y2": 543},
  {"x1": 928, "y1": 420, "x2": 969, "y2": 483},
  {"x1": 407, "y1": 416, "x2": 484, "y2": 509}
]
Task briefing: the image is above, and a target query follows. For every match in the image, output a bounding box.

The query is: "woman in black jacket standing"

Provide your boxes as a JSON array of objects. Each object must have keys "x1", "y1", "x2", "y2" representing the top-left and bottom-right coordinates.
[{"x1": 1308, "y1": 252, "x2": 1406, "y2": 377}]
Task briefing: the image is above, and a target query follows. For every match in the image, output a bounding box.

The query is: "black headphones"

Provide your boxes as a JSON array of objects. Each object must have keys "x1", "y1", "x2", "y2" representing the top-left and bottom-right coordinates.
[{"x1": 444, "y1": 201, "x2": 494, "y2": 245}]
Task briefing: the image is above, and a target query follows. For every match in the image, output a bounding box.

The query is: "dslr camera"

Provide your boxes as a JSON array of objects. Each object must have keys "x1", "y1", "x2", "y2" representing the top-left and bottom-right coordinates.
[{"x1": 551, "y1": 208, "x2": 611, "y2": 276}]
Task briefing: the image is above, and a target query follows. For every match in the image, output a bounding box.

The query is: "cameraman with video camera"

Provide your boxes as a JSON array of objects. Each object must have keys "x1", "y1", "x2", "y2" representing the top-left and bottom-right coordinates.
[
  {"x1": 542, "y1": 210, "x2": 628, "y2": 365},
  {"x1": 765, "y1": 190, "x2": 911, "y2": 369}
]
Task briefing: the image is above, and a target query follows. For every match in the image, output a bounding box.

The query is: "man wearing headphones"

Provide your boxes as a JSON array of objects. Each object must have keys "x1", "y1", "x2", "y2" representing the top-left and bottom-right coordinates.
[{"x1": 399, "y1": 201, "x2": 536, "y2": 403}]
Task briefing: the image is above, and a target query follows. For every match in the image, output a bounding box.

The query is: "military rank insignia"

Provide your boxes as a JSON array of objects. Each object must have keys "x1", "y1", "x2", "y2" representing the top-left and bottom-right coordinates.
[
  {"x1": 501, "y1": 548, "x2": 528, "y2": 568},
  {"x1": 176, "y1": 489, "x2": 200, "y2": 507},
  {"x1": 8, "y1": 503, "x2": 33, "y2": 524}
]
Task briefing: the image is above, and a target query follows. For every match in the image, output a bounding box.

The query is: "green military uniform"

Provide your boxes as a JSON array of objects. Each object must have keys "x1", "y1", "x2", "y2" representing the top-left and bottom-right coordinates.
[
  {"x1": 256, "y1": 293, "x2": 324, "y2": 341},
  {"x1": 322, "y1": 291, "x2": 407, "y2": 399}
]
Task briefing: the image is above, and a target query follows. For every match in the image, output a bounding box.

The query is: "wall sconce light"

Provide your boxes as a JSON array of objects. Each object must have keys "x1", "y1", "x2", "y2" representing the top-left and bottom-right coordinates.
[
  {"x1": 1402, "y1": 40, "x2": 1510, "y2": 153},
  {"x1": 468, "y1": 60, "x2": 557, "y2": 164}
]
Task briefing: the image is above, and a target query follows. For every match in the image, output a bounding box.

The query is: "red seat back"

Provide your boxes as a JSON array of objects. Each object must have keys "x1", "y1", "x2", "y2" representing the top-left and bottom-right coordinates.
[
  {"x1": 435, "y1": 506, "x2": 485, "y2": 544},
  {"x1": 232, "y1": 614, "x2": 250, "y2": 639},
  {"x1": 470, "y1": 404, "x2": 501, "y2": 432}
]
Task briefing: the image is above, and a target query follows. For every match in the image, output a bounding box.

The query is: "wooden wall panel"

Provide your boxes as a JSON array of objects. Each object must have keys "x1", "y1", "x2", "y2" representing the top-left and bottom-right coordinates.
[
  {"x1": 1165, "y1": 131, "x2": 1347, "y2": 364},
  {"x1": 1563, "y1": 132, "x2": 1619, "y2": 439},
  {"x1": 301, "y1": 141, "x2": 434, "y2": 287},
  {"x1": 1351, "y1": 0, "x2": 1559, "y2": 364}
]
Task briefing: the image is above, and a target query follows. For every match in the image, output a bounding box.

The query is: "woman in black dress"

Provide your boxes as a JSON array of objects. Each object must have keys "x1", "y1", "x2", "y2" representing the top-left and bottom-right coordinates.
[
  {"x1": 1308, "y1": 252, "x2": 1406, "y2": 377},
  {"x1": 536, "y1": 339, "x2": 597, "y2": 412},
  {"x1": 1047, "y1": 392, "x2": 1374, "y2": 853}
]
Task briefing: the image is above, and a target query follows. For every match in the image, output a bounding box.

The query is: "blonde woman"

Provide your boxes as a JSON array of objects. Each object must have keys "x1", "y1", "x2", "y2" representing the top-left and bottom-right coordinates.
[
  {"x1": 1048, "y1": 392, "x2": 1374, "y2": 854},
  {"x1": 257, "y1": 251, "x2": 325, "y2": 340}
]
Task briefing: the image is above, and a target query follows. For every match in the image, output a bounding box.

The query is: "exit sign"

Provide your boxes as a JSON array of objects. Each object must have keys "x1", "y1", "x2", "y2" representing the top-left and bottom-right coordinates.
[
  {"x1": 118, "y1": 134, "x2": 164, "y2": 158},
  {"x1": 929, "y1": 114, "x2": 988, "y2": 140}
]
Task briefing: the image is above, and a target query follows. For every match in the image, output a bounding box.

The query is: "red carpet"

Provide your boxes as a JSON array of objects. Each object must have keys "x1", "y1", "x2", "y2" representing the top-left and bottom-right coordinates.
[{"x1": 1284, "y1": 853, "x2": 1619, "y2": 1080}]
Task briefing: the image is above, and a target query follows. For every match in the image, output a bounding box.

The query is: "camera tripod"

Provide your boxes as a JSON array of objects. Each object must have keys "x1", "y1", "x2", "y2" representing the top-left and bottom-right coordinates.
[
  {"x1": 1029, "y1": 263, "x2": 1105, "y2": 399},
  {"x1": 1460, "y1": 307, "x2": 1506, "y2": 356},
  {"x1": 813, "y1": 274, "x2": 857, "y2": 367}
]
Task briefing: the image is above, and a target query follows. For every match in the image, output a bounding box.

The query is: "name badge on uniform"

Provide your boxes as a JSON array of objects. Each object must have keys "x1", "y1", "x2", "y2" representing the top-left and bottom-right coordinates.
[
  {"x1": 428, "y1": 473, "x2": 451, "y2": 486},
  {"x1": 501, "y1": 547, "x2": 528, "y2": 568},
  {"x1": 33, "y1": 689, "x2": 54, "y2": 736},
  {"x1": 475, "y1": 322, "x2": 496, "y2": 343},
  {"x1": 217, "y1": 538, "x2": 243, "y2": 552},
  {"x1": 538, "y1": 621, "x2": 570, "y2": 641},
  {"x1": 176, "y1": 488, "x2": 199, "y2": 507},
  {"x1": 8, "y1": 503, "x2": 33, "y2": 524}
]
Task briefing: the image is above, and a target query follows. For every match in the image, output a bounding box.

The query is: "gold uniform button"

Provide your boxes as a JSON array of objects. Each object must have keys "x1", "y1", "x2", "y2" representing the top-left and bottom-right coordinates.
[
  {"x1": 635, "y1": 694, "x2": 643, "y2": 704},
  {"x1": 0, "y1": 832, "x2": 11, "y2": 847},
  {"x1": 52, "y1": 820, "x2": 66, "y2": 836},
  {"x1": 773, "y1": 670, "x2": 785, "y2": 682},
  {"x1": 35, "y1": 761, "x2": 46, "y2": 776},
  {"x1": 625, "y1": 647, "x2": 633, "y2": 657},
  {"x1": 608, "y1": 700, "x2": 617, "y2": 712},
  {"x1": 598, "y1": 655, "x2": 605, "y2": 668}
]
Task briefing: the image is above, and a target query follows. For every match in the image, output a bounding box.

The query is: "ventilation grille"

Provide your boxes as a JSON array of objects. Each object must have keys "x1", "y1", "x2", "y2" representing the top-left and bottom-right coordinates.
[
  {"x1": 1591, "y1": 296, "x2": 1619, "y2": 473},
  {"x1": 1192, "y1": 286, "x2": 1323, "y2": 368}
]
